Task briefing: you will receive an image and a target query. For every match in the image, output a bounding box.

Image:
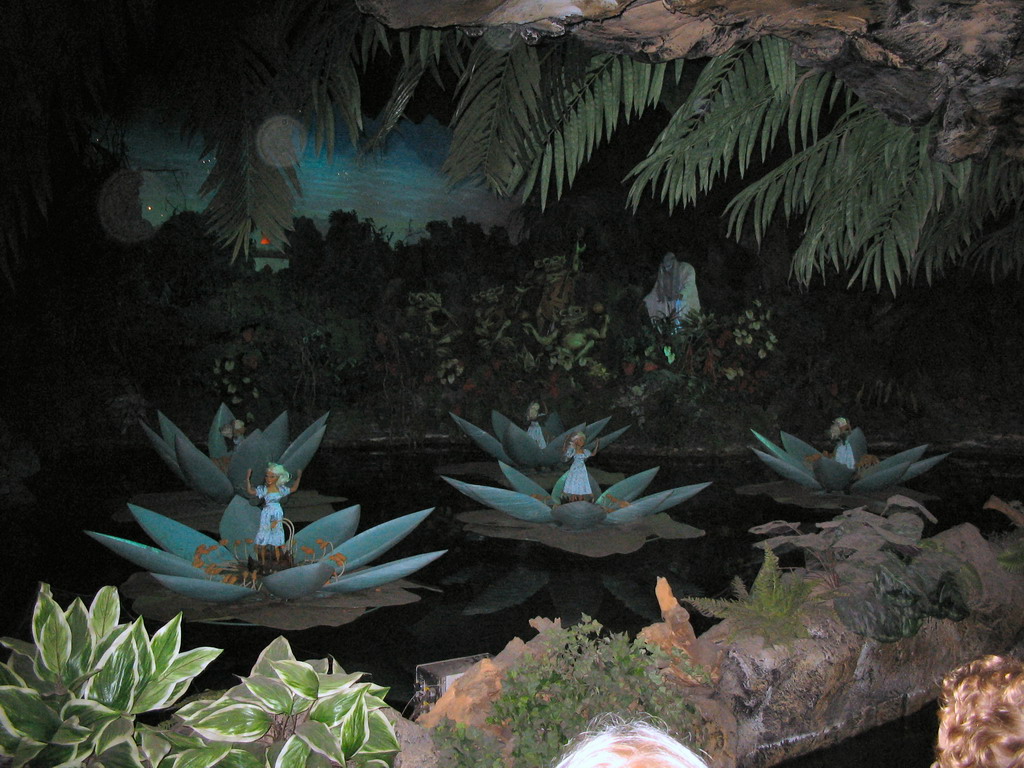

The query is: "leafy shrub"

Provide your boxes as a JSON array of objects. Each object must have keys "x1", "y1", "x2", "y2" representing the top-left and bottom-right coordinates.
[
  {"x1": 174, "y1": 636, "x2": 400, "y2": 768},
  {"x1": 0, "y1": 584, "x2": 221, "y2": 768},
  {"x1": 0, "y1": 586, "x2": 401, "y2": 768},
  {"x1": 434, "y1": 618, "x2": 707, "y2": 768}
]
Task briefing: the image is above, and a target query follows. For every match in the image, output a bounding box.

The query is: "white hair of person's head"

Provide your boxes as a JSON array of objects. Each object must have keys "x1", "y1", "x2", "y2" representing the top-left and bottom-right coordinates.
[{"x1": 553, "y1": 715, "x2": 709, "y2": 768}]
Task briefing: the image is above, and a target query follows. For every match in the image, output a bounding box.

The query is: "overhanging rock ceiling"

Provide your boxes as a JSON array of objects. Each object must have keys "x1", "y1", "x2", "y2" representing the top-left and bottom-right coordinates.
[{"x1": 356, "y1": 0, "x2": 1024, "y2": 162}]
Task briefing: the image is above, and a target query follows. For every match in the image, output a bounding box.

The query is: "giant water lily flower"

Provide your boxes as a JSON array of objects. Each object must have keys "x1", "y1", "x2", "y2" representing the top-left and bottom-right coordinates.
[
  {"x1": 86, "y1": 497, "x2": 446, "y2": 605},
  {"x1": 445, "y1": 461, "x2": 709, "y2": 530},
  {"x1": 747, "y1": 428, "x2": 948, "y2": 507},
  {"x1": 141, "y1": 404, "x2": 328, "y2": 504},
  {"x1": 443, "y1": 463, "x2": 708, "y2": 556},
  {"x1": 450, "y1": 410, "x2": 629, "y2": 471}
]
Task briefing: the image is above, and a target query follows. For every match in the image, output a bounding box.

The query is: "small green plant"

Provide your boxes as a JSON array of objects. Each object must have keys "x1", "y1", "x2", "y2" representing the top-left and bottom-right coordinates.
[
  {"x1": 174, "y1": 636, "x2": 400, "y2": 768},
  {"x1": 685, "y1": 548, "x2": 814, "y2": 646},
  {"x1": 434, "y1": 617, "x2": 707, "y2": 768},
  {"x1": 0, "y1": 584, "x2": 222, "y2": 768}
]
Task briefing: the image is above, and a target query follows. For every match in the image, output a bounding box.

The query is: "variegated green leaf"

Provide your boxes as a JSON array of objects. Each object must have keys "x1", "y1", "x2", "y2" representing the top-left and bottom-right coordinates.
[
  {"x1": 185, "y1": 702, "x2": 273, "y2": 741},
  {"x1": 170, "y1": 742, "x2": 232, "y2": 768},
  {"x1": 270, "y1": 734, "x2": 312, "y2": 768},
  {"x1": 360, "y1": 709, "x2": 401, "y2": 765},
  {"x1": 92, "y1": 713, "x2": 135, "y2": 755},
  {"x1": 82, "y1": 619, "x2": 146, "y2": 712},
  {"x1": 269, "y1": 660, "x2": 320, "y2": 701},
  {"x1": 0, "y1": 686, "x2": 62, "y2": 742},
  {"x1": 242, "y1": 675, "x2": 294, "y2": 715},
  {"x1": 314, "y1": 671, "x2": 364, "y2": 697},
  {"x1": 295, "y1": 718, "x2": 346, "y2": 764},
  {"x1": 0, "y1": 663, "x2": 24, "y2": 687},
  {"x1": 148, "y1": 614, "x2": 183, "y2": 675},
  {"x1": 91, "y1": 737, "x2": 146, "y2": 768},
  {"x1": 308, "y1": 687, "x2": 365, "y2": 729},
  {"x1": 339, "y1": 692, "x2": 369, "y2": 760},
  {"x1": 136, "y1": 724, "x2": 174, "y2": 766},
  {"x1": 31, "y1": 585, "x2": 71, "y2": 681},
  {"x1": 61, "y1": 698, "x2": 120, "y2": 731},
  {"x1": 64, "y1": 598, "x2": 93, "y2": 684},
  {"x1": 49, "y1": 716, "x2": 92, "y2": 746},
  {"x1": 251, "y1": 637, "x2": 298, "y2": 678},
  {"x1": 88, "y1": 586, "x2": 121, "y2": 639},
  {"x1": 136, "y1": 643, "x2": 221, "y2": 712},
  {"x1": 158, "y1": 646, "x2": 222, "y2": 689}
]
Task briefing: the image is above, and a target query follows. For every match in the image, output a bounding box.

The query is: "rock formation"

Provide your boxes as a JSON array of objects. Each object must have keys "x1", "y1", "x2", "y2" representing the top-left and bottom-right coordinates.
[
  {"x1": 355, "y1": 0, "x2": 1024, "y2": 163},
  {"x1": 412, "y1": 522, "x2": 1024, "y2": 767}
]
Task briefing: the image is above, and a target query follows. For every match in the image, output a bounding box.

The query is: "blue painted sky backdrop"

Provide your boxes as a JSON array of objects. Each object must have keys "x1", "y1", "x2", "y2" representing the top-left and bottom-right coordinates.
[{"x1": 108, "y1": 111, "x2": 517, "y2": 245}]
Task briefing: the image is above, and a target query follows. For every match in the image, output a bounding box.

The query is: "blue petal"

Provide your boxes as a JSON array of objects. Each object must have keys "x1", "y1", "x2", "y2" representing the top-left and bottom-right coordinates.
[
  {"x1": 498, "y1": 462, "x2": 551, "y2": 499},
  {"x1": 151, "y1": 573, "x2": 254, "y2": 602},
  {"x1": 597, "y1": 468, "x2": 659, "y2": 504},
  {"x1": 219, "y1": 496, "x2": 260, "y2": 560},
  {"x1": 261, "y1": 562, "x2": 335, "y2": 599},
  {"x1": 320, "y1": 551, "x2": 447, "y2": 593},
  {"x1": 85, "y1": 532, "x2": 212, "y2": 579},
  {"x1": 128, "y1": 504, "x2": 233, "y2": 564},
  {"x1": 292, "y1": 505, "x2": 361, "y2": 561},
  {"x1": 550, "y1": 501, "x2": 607, "y2": 530},
  {"x1": 174, "y1": 434, "x2": 234, "y2": 503},
  {"x1": 332, "y1": 508, "x2": 436, "y2": 569},
  {"x1": 444, "y1": 476, "x2": 555, "y2": 523},
  {"x1": 450, "y1": 412, "x2": 513, "y2": 464}
]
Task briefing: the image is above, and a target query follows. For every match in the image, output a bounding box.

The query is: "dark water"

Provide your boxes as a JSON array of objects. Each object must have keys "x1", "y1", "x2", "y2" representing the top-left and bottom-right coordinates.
[{"x1": 7, "y1": 443, "x2": 1023, "y2": 767}]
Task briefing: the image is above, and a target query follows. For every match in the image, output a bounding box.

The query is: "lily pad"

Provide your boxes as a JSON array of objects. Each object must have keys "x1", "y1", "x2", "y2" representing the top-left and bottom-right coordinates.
[
  {"x1": 120, "y1": 571, "x2": 431, "y2": 630},
  {"x1": 455, "y1": 509, "x2": 703, "y2": 557},
  {"x1": 735, "y1": 480, "x2": 937, "y2": 511}
]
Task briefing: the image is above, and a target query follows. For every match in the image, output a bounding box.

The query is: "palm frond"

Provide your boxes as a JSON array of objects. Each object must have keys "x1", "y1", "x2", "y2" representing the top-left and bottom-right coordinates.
[
  {"x1": 516, "y1": 49, "x2": 669, "y2": 208},
  {"x1": 362, "y1": 29, "x2": 466, "y2": 156},
  {"x1": 626, "y1": 37, "x2": 840, "y2": 213},
  {"x1": 443, "y1": 30, "x2": 546, "y2": 196},
  {"x1": 917, "y1": 156, "x2": 1024, "y2": 281},
  {"x1": 179, "y1": 0, "x2": 390, "y2": 258},
  {"x1": 300, "y1": 2, "x2": 388, "y2": 155},
  {"x1": 199, "y1": 134, "x2": 302, "y2": 260}
]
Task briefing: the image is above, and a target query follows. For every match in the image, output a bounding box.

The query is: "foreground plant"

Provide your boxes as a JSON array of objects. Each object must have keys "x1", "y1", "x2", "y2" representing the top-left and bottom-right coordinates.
[
  {"x1": 87, "y1": 498, "x2": 446, "y2": 604},
  {"x1": 0, "y1": 584, "x2": 221, "y2": 768},
  {"x1": 433, "y1": 617, "x2": 708, "y2": 768},
  {"x1": 444, "y1": 461, "x2": 709, "y2": 531},
  {"x1": 141, "y1": 404, "x2": 329, "y2": 503},
  {"x1": 174, "y1": 636, "x2": 399, "y2": 768},
  {"x1": 449, "y1": 410, "x2": 628, "y2": 472}
]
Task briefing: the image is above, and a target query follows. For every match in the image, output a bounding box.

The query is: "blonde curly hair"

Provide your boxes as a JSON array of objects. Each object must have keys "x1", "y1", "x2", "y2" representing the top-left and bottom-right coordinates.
[{"x1": 934, "y1": 655, "x2": 1024, "y2": 768}]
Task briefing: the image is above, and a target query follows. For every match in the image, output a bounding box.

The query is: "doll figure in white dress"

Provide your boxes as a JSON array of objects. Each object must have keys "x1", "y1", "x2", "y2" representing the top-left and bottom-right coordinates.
[
  {"x1": 562, "y1": 431, "x2": 599, "y2": 502},
  {"x1": 525, "y1": 401, "x2": 547, "y2": 448},
  {"x1": 245, "y1": 462, "x2": 302, "y2": 569}
]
